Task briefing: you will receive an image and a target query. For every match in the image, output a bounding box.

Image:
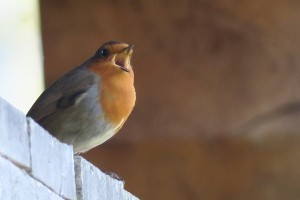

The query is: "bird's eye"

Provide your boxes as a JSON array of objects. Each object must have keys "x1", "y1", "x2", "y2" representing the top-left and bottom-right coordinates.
[{"x1": 100, "y1": 48, "x2": 109, "y2": 58}]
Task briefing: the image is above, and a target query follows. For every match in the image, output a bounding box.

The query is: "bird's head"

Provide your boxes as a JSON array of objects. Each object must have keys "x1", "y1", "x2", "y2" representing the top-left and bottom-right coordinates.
[{"x1": 90, "y1": 41, "x2": 134, "y2": 75}]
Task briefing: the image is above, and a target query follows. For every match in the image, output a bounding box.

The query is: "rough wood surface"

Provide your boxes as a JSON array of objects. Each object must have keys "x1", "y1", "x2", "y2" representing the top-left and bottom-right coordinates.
[{"x1": 41, "y1": 1, "x2": 300, "y2": 199}]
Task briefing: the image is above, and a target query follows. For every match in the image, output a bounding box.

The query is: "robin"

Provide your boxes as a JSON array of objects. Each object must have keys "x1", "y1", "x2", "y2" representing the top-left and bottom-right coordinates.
[{"x1": 27, "y1": 41, "x2": 136, "y2": 154}]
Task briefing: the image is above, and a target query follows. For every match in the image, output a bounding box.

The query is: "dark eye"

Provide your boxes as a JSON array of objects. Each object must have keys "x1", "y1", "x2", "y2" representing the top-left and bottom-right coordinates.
[{"x1": 100, "y1": 48, "x2": 109, "y2": 58}]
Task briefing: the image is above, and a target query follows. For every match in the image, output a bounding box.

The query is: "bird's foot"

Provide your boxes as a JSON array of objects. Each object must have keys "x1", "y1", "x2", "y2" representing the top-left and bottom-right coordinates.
[{"x1": 104, "y1": 171, "x2": 125, "y2": 184}]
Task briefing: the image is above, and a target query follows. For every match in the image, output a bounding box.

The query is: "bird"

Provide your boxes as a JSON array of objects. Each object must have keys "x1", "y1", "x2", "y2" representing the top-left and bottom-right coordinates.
[{"x1": 27, "y1": 41, "x2": 136, "y2": 154}]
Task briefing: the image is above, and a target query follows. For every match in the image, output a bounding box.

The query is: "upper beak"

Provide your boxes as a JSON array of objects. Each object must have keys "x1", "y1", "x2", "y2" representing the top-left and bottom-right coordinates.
[
  {"x1": 123, "y1": 44, "x2": 134, "y2": 54},
  {"x1": 116, "y1": 44, "x2": 134, "y2": 72}
]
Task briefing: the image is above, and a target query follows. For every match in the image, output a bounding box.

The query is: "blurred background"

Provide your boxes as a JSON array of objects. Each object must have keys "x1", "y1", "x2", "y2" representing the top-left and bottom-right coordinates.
[{"x1": 2, "y1": 0, "x2": 300, "y2": 199}]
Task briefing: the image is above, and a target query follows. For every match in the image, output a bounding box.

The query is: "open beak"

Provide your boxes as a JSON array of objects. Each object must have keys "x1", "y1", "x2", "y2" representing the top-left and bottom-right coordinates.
[{"x1": 115, "y1": 45, "x2": 134, "y2": 72}]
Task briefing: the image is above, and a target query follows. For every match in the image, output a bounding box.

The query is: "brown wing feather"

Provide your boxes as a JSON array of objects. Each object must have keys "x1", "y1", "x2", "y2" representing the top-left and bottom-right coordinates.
[{"x1": 27, "y1": 64, "x2": 96, "y2": 124}]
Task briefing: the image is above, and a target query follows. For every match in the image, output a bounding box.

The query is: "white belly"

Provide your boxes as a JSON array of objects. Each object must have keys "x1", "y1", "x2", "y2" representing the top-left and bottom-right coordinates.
[{"x1": 74, "y1": 118, "x2": 124, "y2": 153}]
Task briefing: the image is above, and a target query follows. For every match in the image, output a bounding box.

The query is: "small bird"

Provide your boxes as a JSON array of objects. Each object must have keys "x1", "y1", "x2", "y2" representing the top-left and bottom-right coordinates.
[{"x1": 27, "y1": 41, "x2": 136, "y2": 154}]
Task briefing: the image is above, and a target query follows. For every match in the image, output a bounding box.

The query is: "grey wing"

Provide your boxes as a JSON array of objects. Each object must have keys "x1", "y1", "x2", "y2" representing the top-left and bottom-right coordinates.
[{"x1": 27, "y1": 66, "x2": 98, "y2": 125}]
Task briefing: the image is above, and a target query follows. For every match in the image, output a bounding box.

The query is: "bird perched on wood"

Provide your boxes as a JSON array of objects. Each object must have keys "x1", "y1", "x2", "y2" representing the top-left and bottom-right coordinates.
[{"x1": 27, "y1": 41, "x2": 136, "y2": 154}]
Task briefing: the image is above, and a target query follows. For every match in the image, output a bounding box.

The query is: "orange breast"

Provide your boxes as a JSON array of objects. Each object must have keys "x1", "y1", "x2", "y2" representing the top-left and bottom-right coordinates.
[{"x1": 89, "y1": 62, "x2": 136, "y2": 126}]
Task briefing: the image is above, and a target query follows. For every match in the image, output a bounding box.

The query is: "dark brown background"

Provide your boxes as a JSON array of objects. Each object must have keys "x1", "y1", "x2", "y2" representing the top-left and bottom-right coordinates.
[{"x1": 40, "y1": 1, "x2": 300, "y2": 199}]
